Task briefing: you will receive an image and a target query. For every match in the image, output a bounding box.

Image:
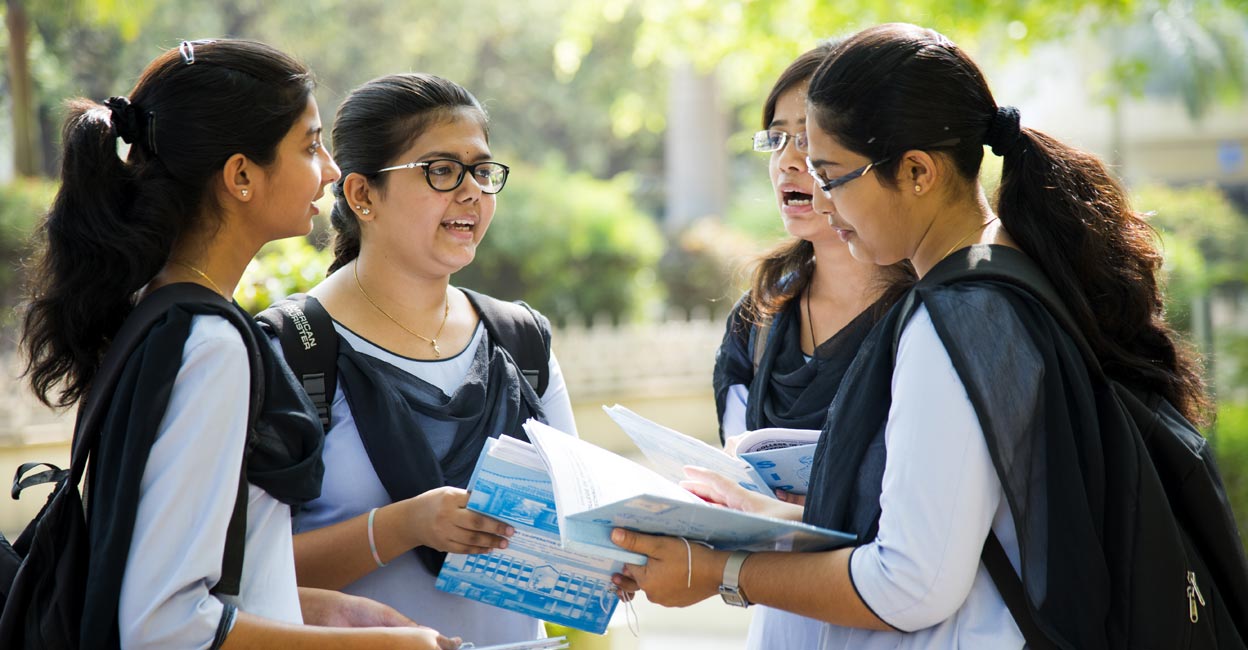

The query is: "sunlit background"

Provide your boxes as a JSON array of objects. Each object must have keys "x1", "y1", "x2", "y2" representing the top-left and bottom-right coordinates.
[{"x1": 1, "y1": 0, "x2": 1246, "y2": 647}]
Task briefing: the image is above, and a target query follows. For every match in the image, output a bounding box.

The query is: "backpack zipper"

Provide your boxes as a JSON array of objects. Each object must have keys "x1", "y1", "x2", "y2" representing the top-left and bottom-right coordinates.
[{"x1": 1186, "y1": 571, "x2": 1206, "y2": 623}]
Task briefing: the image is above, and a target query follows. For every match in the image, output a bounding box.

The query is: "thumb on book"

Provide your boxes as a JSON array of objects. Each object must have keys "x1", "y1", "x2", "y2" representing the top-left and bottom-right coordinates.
[{"x1": 611, "y1": 527, "x2": 656, "y2": 555}]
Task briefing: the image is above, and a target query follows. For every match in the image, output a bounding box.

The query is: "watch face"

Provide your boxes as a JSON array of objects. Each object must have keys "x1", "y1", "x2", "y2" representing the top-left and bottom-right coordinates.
[{"x1": 719, "y1": 585, "x2": 749, "y2": 608}]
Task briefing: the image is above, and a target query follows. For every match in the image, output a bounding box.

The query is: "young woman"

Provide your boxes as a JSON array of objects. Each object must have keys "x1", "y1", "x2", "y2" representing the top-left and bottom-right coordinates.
[
  {"x1": 22, "y1": 40, "x2": 457, "y2": 649},
  {"x1": 710, "y1": 43, "x2": 911, "y2": 649},
  {"x1": 280, "y1": 73, "x2": 579, "y2": 646},
  {"x1": 613, "y1": 23, "x2": 1222, "y2": 649},
  {"x1": 714, "y1": 42, "x2": 910, "y2": 447}
]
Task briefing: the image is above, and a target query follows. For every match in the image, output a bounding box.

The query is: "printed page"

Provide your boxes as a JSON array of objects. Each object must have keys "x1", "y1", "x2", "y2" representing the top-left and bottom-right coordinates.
[
  {"x1": 602, "y1": 404, "x2": 772, "y2": 495},
  {"x1": 739, "y1": 443, "x2": 818, "y2": 495},
  {"x1": 523, "y1": 420, "x2": 698, "y2": 520},
  {"x1": 436, "y1": 437, "x2": 621, "y2": 634},
  {"x1": 732, "y1": 427, "x2": 822, "y2": 454}
]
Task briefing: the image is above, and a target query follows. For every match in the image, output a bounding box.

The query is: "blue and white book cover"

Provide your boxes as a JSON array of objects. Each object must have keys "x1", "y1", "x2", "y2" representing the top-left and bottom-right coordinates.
[
  {"x1": 739, "y1": 443, "x2": 818, "y2": 495},
  {"x1": 435, "y1": 437, "x2": 621, "y2": 635}
]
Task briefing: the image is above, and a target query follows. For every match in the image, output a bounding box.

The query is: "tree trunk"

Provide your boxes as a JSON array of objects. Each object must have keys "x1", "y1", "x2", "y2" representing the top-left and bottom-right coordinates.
[
  {"x1": 5, "y1": 0, "x2": 41, "y2": 177},
  {"x1": 664, "y1": 61, "x2": 727, "y2": 233}
]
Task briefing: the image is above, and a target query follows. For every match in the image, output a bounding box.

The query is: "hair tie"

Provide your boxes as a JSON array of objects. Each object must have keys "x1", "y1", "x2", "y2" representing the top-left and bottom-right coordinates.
[
  {"x1": 104, "y1": 96, "x2": 140, "y2": 145},
  {"x1": 984, "y1": 105, "x2": 1023, "y2": 158}
]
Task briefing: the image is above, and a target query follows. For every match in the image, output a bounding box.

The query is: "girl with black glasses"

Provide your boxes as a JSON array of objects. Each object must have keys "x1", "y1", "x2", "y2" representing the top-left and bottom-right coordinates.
[{"x1": 267, "y1": 74, "x2": 578, "y2": 647}]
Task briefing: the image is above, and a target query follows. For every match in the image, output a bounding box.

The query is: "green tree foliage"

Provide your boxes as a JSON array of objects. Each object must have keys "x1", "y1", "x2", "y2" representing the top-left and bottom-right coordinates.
[
  {"x1": 0, "y1": 178, "x2": 57, "y2": 319},
  {"x1": 451, "y1": 161, "x2": 665, "y2": 325},
  {"x1": 1139, "y1": 182, "x2": 1248, "y2": 328},
  {"x1": 235, "y1": 236, "x2": 334, "y2": 316}
]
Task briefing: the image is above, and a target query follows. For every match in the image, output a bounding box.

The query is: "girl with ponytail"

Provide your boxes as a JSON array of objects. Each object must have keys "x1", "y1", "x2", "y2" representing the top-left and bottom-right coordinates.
[
  {"x1": 22, "y1": 40, "x2": 457, "y2": 649},
  {"x1": 611, "y1": 23, "x2": 1237, "y2": 650}
]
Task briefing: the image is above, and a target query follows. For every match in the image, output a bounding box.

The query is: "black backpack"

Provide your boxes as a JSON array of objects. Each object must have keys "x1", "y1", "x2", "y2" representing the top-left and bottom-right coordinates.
[
  {"x1": 894, "y1": 246, "x2": 1248, "y2": 649},
  {"x1": 256, "y1": 289, "x2": 551, "y2": 431},
  {"x1": 0, "y1": 285, "x2": 263, "y2": 649}
]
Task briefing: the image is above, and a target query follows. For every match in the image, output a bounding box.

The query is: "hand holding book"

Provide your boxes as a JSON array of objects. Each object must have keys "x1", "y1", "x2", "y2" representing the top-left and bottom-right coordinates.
[{"x1": 680, "y1": 466, "x2": 804, "y2": 523}]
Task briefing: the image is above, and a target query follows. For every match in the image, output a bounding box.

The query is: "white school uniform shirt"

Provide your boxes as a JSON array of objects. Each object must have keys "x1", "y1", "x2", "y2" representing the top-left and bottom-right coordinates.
[
  {"x1": 746, "y1": 305, "x2": 1024, "y2": 649},
  {"x1": 291, "y1": 320, "x2": 579, "y2": 646},
  {"x1": 120, "y1": 315, "x2": 302, "y2": 650}
]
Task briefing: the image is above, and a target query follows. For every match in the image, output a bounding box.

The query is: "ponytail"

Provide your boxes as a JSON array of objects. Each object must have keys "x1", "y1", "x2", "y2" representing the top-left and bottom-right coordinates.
[
  {"x1": 22, "y1": 101, "x2": 179, "y2": 407},
  {"x1": 996, "y1": 127, "x2": 1210, "y2": 423}
]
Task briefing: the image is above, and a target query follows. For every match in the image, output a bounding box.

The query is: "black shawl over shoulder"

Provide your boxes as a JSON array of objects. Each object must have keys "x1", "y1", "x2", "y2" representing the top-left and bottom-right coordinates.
[
  {"x1": 335, "y1": 323, "x2": 546, "y2": 575},
  {"x1": 804, "y1": 246, "x2": 1196, "y2": 648},
  {"x1": 712, "y1": 293, "x2": 883, "y2": 439},
  {"x1": 79, "y1": 297, "x2": 325, "y2": 648}
]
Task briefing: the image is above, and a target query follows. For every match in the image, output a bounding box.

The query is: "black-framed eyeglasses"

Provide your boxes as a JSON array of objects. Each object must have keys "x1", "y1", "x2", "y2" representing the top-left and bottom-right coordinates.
[
  {"x1": 806, "y1": 156, "x2": 889, "y2": 193},
  {"x1": 374, "y1": 158, "x2": 510, "y2": 194},
  {"x1": 752, "y1": 129, "x2": 808, "y2": 153}
]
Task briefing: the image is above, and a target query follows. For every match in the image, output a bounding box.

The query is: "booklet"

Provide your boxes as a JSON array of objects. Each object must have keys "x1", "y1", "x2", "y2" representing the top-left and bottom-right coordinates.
[
  {"x1": 601, "y1": 404, "x2": 773, "y2": 496},
  {"x1": 525, "y1": 420, "x2": 855, "y2": 566},
  {"x1": 435, "y1": 436, "x2": 622, "y2": 635},
  {"x1": 438, "y1": 420, "x2": 853, "y2": 634},
  {"x1": 731, "y1": 428, "x2": 822, "y2": 496}
]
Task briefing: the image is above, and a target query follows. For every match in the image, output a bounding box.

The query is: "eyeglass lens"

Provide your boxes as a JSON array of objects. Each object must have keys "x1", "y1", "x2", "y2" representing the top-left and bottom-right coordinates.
[
  {"x1": 752, "y1": 130, "x2": 808, "y2": 153},
  {"x1": 424, "y1": 159, "x2": 509, "y2": 194}
]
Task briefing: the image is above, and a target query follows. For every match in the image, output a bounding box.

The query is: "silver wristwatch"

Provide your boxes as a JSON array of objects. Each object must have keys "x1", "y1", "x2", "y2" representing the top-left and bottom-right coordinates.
[{"x1": 718, "y1": 550, "x2": 753, "y2": 607}]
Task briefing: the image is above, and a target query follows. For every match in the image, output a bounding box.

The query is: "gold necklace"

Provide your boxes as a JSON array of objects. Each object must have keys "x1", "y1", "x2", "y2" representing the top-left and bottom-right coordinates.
[
  {"x1": 941, "y1": 216, "x2": 1000, "y2": 261},
  {"x1": 171, "y1": 260, "x2": 229, "y2": 299},
  {"x1": 353, "y1": 262, "x2": 450, "y2": 358}
]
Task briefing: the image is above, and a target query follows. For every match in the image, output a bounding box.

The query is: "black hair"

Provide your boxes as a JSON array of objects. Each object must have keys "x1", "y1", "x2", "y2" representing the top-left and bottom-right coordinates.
[
  {"x1": 807, "y1": 23, "x2": 1209, "y2": 422},
  {"x1": 327, "y1": 73, "x2": 487, "y2": 273},
  {"x1": 22, "y1": 39, "x2": 315, "y2": 408}
]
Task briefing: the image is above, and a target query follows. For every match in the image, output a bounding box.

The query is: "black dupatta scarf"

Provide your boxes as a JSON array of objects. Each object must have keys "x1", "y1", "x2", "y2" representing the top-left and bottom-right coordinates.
[
  {"x1": 82, "y1": 300, "x2": 325, "y2": 648},
  {"x1": 336, "y1": 327, "x2": 545, "y2": 575},
  {"x1": 713, "y1": 294, "x2": 885, "y2": 437}
]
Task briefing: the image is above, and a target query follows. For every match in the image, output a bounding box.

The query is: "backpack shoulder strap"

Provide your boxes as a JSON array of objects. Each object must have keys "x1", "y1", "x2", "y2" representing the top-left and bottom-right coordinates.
[
  {"x1": 256, "y1": 294, "x2": 338, "y2": 430},
  {"x1": 460, "y1": 288, "x2": 551, "y2": 396},
  {"x1": 982, "y1": 532, "x2": 1060, "y2": 649}
]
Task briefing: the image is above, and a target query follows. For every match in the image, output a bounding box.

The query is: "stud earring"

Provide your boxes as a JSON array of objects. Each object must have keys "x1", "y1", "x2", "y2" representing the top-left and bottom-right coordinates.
[
  {"x1": 914, "y1": 184, "x2": 922, "y2": 193},
  {"x1": 362, "y1": 208, "x2": 371, "y2": 215},
  {"x1": 240, "y1": 189, "x2": 249, "y2": 197}
]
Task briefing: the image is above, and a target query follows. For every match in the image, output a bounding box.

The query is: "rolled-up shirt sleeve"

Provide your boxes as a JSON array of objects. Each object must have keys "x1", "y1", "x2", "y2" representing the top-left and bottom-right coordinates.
[
  {"x1": 849, "y1": 306, "x2": 1003, "y2": 632},
  {"x1": 119, "y1": 316, "x2": 251, "y2": 650}
]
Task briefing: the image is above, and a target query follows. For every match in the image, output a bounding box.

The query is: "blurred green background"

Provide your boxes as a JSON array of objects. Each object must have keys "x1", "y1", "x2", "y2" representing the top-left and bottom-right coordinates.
[{"x1": 2, "y1": 0, "x2": 1248, "y2": 645}]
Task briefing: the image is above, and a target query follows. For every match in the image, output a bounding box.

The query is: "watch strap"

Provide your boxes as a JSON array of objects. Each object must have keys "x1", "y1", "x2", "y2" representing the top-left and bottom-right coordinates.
[{"x1": 719, "y1": 550, "x2": 753, "y2": 607}]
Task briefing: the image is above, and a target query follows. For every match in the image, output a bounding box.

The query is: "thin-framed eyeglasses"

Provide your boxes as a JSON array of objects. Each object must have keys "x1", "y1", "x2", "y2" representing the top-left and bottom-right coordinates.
[
  {"x1": 752, "y1": 130, "x2": 808, "y2": 153},
  {"x1": 805, "y1": 138, "x2": 963, "y2": 195},
  {"x1": 374, "y1": 158, "x2": 510, "y2": 194},
  {"x1": 806, "y1": 156, "x2": 889, "y2": 194}
]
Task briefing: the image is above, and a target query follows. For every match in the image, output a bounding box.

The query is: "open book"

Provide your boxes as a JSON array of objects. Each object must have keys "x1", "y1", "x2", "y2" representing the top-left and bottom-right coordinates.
[
  {"x1": 526, "y1": 419, "x2": 854, "y2": 565},
  {"x1": 438, "y1": 419, "x2": 853, "y2": 633},
  {"x1": 604, "y1": 404, "x2": 820, "y2": 495}
]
